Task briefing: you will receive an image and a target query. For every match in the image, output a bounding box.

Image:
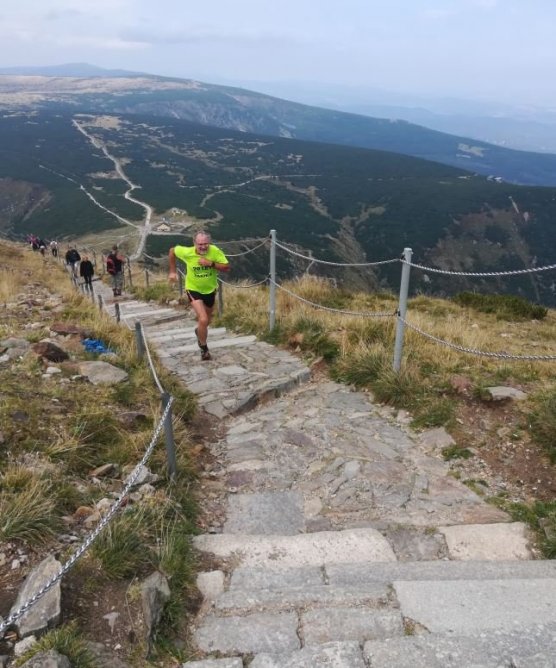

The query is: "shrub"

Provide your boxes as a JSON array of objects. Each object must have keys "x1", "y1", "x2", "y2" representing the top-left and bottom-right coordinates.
[{"x1": 452, "y1": 292, "x2": 547, "y2": 321}]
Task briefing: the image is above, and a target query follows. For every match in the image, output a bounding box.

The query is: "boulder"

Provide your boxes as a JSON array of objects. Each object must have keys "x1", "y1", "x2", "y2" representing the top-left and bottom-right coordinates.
[
  {"x1": 77, "y1": 361, "x2": 128, "y2": 385},
  {"x1": 32, "y1": 341, "x2": 69, "y2": 363},
  {"x1": 19, "y1": 650, "x2": 71, "y2": 668},
  {"x1": 10, "y1": 555, "x2": 62, "y2": 638}
]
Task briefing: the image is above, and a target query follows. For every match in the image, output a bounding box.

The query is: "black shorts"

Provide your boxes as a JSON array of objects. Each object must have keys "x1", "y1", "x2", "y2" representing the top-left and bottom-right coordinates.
[{"x1": 186, "y1": 290, "x2": 216, "y2": 308}]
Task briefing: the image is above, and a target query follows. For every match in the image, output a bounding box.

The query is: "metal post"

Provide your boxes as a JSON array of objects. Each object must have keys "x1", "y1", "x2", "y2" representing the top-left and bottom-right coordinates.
[
  {"x1": 217, "y1": 281, "x2": 223, "y2": 317},
  {"x1": 127, "y1": 258, "x2": 133, "y2": 288},
  {"x1": 135, "y1": 321, "x2": 145, "y2": 361},
  {"x1": 177, "y1": 260, "x2": 184, "y2": 297},
  {"x1": 114, "y1": 302, "x2": 121, "y2": 323},
  {"x1": 97, "y1": 294, "x2": 104, "y2": 311},
  {"x1": 145, "y1": 269, "x2": 149, "y2": 288},
  {"x1": 393, "y1": 247, "x2": 413, "y2": 373},
  {"x1": 269, "y1": 229, "x2": 277, "y2": 331},
  {"x1": 92, "y1": 250, "x2": 97, "y2": 269},
  {"x1": 161, "y1": 392, "x2": 177, "y2": 478}
]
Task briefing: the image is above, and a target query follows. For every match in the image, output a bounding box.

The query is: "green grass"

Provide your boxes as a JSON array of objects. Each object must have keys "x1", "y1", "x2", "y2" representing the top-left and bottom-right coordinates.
[
  {"x1": 488, "y1": 497, "x2": 556, "y2": 558},
  {"x1": 0, "y1": 478, "x2": 60, "y2": 543},
  {"x1": 441, "y1": 445, "x2": 474, "y2": 460},
  {"x1": 452, "y1": 292, "x2": 548, "y2": 321},
  {"x1": 15, "y1": 623, "x2": 95, "y2": 668},
  {"x1": 90, "y1": 508, "x2": 155, "y2": 580},
  {"x1": 528, "y1": 389, "x2": 556, "y2": 462}
]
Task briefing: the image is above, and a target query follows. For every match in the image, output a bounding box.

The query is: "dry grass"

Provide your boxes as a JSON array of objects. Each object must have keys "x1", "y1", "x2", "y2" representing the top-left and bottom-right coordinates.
[{"x1": 0, "y1": 241, "x2": 199, "y2": 660}]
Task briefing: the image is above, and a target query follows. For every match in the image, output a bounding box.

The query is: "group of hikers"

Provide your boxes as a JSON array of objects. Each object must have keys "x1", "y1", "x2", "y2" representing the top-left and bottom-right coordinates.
[
  {"x1": 28, "y1": 229, "x2": 229, "y2": 361},
  {"x1": 26, "y1": 234, "x2": 58, "y2": 258},
  {"x1": 63, "y1": 245, "x2": 126, "y2": 297}
]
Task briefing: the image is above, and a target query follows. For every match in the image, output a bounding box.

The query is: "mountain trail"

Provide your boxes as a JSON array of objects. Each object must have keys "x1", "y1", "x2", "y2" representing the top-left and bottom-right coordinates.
[{"x1": 95, "y1": 280, "x2": 556, "y2": 667}]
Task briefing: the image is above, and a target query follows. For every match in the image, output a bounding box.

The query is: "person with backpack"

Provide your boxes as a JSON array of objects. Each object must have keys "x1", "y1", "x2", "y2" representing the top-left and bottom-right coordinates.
[
  {"x1": 106, "y1": 245, "x2": 125, "y2": 297},
  {"x1": 168, "y1": 231, "x2": 230, "y2": 361},
  {"x1": 80, "y1": 255, "x2": 95, "y2": 292},
  {"x1": 65, "y1": 247, "x2": 81, "y2": 277}
]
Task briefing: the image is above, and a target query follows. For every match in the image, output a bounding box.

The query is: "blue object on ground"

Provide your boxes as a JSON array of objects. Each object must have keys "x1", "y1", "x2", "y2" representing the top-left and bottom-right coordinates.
[{"x1": 82, "y1": 338, "x2": 113, "y2": 354}]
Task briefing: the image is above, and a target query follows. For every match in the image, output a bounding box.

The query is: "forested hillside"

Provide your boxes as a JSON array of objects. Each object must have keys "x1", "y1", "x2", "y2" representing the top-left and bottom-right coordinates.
[{"x1": 2, "y1": 110, "x2": 556, "y2": 304}]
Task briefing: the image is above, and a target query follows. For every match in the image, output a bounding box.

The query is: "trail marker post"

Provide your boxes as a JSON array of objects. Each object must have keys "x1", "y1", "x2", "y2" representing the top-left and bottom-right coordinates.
[
  {"x1": 393, "y1": 247, "x2": 412, "y2": 372},
  {"x1": 269, "y1": 229, "x2": 276, "y2": 331}
]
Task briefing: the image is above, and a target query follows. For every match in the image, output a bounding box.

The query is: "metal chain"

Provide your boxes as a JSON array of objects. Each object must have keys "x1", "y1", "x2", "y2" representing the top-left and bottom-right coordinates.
[
  {"x1": 219, "y1": 276, "x2": 269, "y2": 289},
  {"x1": 140, "y1": 322, "x2": 165, "y2": 394},
  {"x1": 275, "y1": 240, "x2": 400, "y2": 267},
  {"x1": 0, "y1": 399, "x2": 173, "y2": 638},
  {"x1": 222, "y1": 238, "x2": 269, "y2": 257},
  {"x1": 271, "y1": 280, "x2": 396, "y2": 318},
  {"x1": 403, "y1": 259, "x2": 556, "y2": 277},
  {"x1": 215, "y1": 236, "x2": 268, "y2": 248},
  {"x1": 399, "y1": 316, "x2": 556, "y2": 361}
]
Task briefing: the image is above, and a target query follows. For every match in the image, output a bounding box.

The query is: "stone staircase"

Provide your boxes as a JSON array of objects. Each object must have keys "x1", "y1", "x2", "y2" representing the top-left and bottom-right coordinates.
[{"x1": 96, "y1": 285, "x2": 556, "y2": 667}]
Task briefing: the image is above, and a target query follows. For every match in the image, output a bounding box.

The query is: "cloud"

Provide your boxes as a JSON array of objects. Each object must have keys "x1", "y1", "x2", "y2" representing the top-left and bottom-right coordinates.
[{"x1": 118, "y1": 27, "x2": 302, "y2": 49}]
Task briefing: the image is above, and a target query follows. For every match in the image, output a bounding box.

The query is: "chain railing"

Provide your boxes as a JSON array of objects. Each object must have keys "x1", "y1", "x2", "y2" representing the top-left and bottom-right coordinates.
[
  {"x1": 275, "y1": 239, "x2": 400, "y2": 267},
  {"x1": 271, "y1": 279, "x2": 396, "y2": 318},
  {"x1": 0, "y1": 399, "x2": 173, "y2": 639},
  {"x1": 399, "y1": 315, "x2": 556, "y2": 361},
  {"x1": 59, "y1": 230, "x2": 556, "y2": 371},
  {"x1": 403, "y1": 259, "x2": 556, "y2": 277},
  {"x1": 219, "y1": 276, "x2": 269, "y2": 289}
]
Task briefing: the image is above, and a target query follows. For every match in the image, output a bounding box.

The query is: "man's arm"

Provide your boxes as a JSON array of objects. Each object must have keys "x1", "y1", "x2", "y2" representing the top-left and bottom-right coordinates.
[{"x1": 168, "y1": 247, "x2": 177, "y2": 281}]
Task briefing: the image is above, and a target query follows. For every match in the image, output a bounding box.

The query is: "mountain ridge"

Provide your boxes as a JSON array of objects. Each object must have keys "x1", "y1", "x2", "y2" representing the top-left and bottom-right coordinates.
[{"x1": 1, "y1": 67, "x2": 556, "y2": 187}]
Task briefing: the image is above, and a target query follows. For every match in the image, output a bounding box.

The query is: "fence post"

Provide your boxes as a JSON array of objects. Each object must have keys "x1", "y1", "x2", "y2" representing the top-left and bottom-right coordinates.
[
  {"x1": 145, "y1": 269, "x2": 149, "y2": 288},
  {"x1": 393, "y1": 247, "x2": 413, "y2": 373},
  {"x1": 135, "y1": 321, "x2": 145, "y2": 361},
  {"x1": 217, "y1": 281, "x2": 223, "y2": 317},
  {"x1": 92, "y1": 250, "x2": 97, "y2": 269},
  {"x1": 161, "y1": 392, "x2": 177, "y2": 479},
  {"x1": 114, "y1": 302, "x2": 121, "y2": 323},
  {"x1": 177, "y1": 260, "x2": 184, "y2": 297},
  {"x1": 97, "y1": 294, "x2": 104, "y2": 311},
  {"x1": 126, "y1": 258, "x2": 133, "y2": 288},
  {"x1": 269, "y1": 229, "x2": 277, "y2": 331}
]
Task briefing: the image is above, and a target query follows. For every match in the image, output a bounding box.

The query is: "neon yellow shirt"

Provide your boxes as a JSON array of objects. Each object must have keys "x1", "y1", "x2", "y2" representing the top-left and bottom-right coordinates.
[{"x1": 174, "y1": 244, "x2": 228, "y2": 294}]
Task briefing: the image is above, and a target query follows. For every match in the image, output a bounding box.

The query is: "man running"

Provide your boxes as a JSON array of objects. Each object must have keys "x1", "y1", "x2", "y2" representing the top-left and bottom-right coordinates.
[{"x1": 168, "y1": 231, "x2": 230, "y2": 361}]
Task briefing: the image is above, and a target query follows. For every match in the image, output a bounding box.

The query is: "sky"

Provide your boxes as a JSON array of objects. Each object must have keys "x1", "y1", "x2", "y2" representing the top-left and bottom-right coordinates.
[{"x1": 1, "y1": 0, "x2": 556, "y2": 109}]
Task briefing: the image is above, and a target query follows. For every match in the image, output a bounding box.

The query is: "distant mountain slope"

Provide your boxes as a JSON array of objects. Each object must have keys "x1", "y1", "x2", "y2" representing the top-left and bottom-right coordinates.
[
  {"x1": 2, "y1": 110, "x2": 556, "y2": 304},
  {"x1": 1, "y1": 71, "x2": 556, "y2": 187}
]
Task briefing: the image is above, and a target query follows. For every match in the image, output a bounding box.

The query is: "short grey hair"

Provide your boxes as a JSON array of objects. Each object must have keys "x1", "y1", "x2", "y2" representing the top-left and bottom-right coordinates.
[{"x1": 194, "y1": 230, "x2": 211, "y2": 243}]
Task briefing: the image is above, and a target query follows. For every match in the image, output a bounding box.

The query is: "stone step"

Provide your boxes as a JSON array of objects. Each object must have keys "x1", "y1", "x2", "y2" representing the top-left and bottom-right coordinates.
[
  {"x1": 182, "y1": 660, "x2": 243, "y2": 668},
  {"x1": 393, "y1": 577, "x2": 556, "y2": 634},
  {"x1": 147, "y1": 327, "x2": 228, "y2": 343},
  {"x1": 193, "y1": 528, "x2": 396, "y2": 569},
  {"x1": 194, "y1": 608, "x2": 404, "y2": 657},
  {"x1": 362, "y1": 623, "x2": 556, "y2": 667},
  {"x1": 213, "y1": 583, "x2": 392, "y2": 614},
  {"x1": 228, "y1": 559, "x2": 556, "y2": 592},
  {"x1": 158, "y1": 335, "x2": 257, "y2": 356},
  {"x1": 247, "y1": 641, "x2": 367, "y2": 668},
  {"x1": 113, "y1": 307, "x2": 176, "y2": 319}
]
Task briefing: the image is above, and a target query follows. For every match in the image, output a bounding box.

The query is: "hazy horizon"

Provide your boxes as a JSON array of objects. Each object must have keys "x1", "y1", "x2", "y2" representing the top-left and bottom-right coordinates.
[{"x1": 1, "y1": 1, "x2": 556, "y2": 110}]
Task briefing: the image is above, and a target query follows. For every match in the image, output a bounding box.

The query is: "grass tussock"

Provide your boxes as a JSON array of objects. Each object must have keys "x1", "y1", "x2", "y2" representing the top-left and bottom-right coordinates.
[
  {"x1": 15, "y1": 622, "x2": 95, "y2": 668},
  {"x1": 0, "y1": 477, "x2": 60, "y2": 543}
]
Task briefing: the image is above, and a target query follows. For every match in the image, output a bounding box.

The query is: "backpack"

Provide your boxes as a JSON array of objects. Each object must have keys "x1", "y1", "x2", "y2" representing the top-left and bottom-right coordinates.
[{"x1": 106, "y1": 255, "x2": 116, "y2": 275}]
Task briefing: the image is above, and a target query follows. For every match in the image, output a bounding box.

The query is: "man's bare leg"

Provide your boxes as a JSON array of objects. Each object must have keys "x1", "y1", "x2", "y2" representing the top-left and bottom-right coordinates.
[{"x1": 190, "y1": 300, "x2": 213, "y2": 346}]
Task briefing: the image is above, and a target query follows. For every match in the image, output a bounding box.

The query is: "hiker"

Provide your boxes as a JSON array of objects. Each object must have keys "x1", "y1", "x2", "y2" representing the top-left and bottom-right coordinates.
[
  {"x1": 49, "y1": 240, "x2": 59, "y2": 258},
  {"x1": 106, "y1": 245, "x2": 125, "y2": 297},
  {"x1": 65, "y1": 247, "x2": 81, "y2": 277},
  {"x1": 80, "y1": 255, "x2": 95, "y2": 292},
  {"x1": 168, "y1": 231, "x2": 230, "y2": 361},
  {"x1": 38, "y1": 239, "x2": 46, "y2": 257}
]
